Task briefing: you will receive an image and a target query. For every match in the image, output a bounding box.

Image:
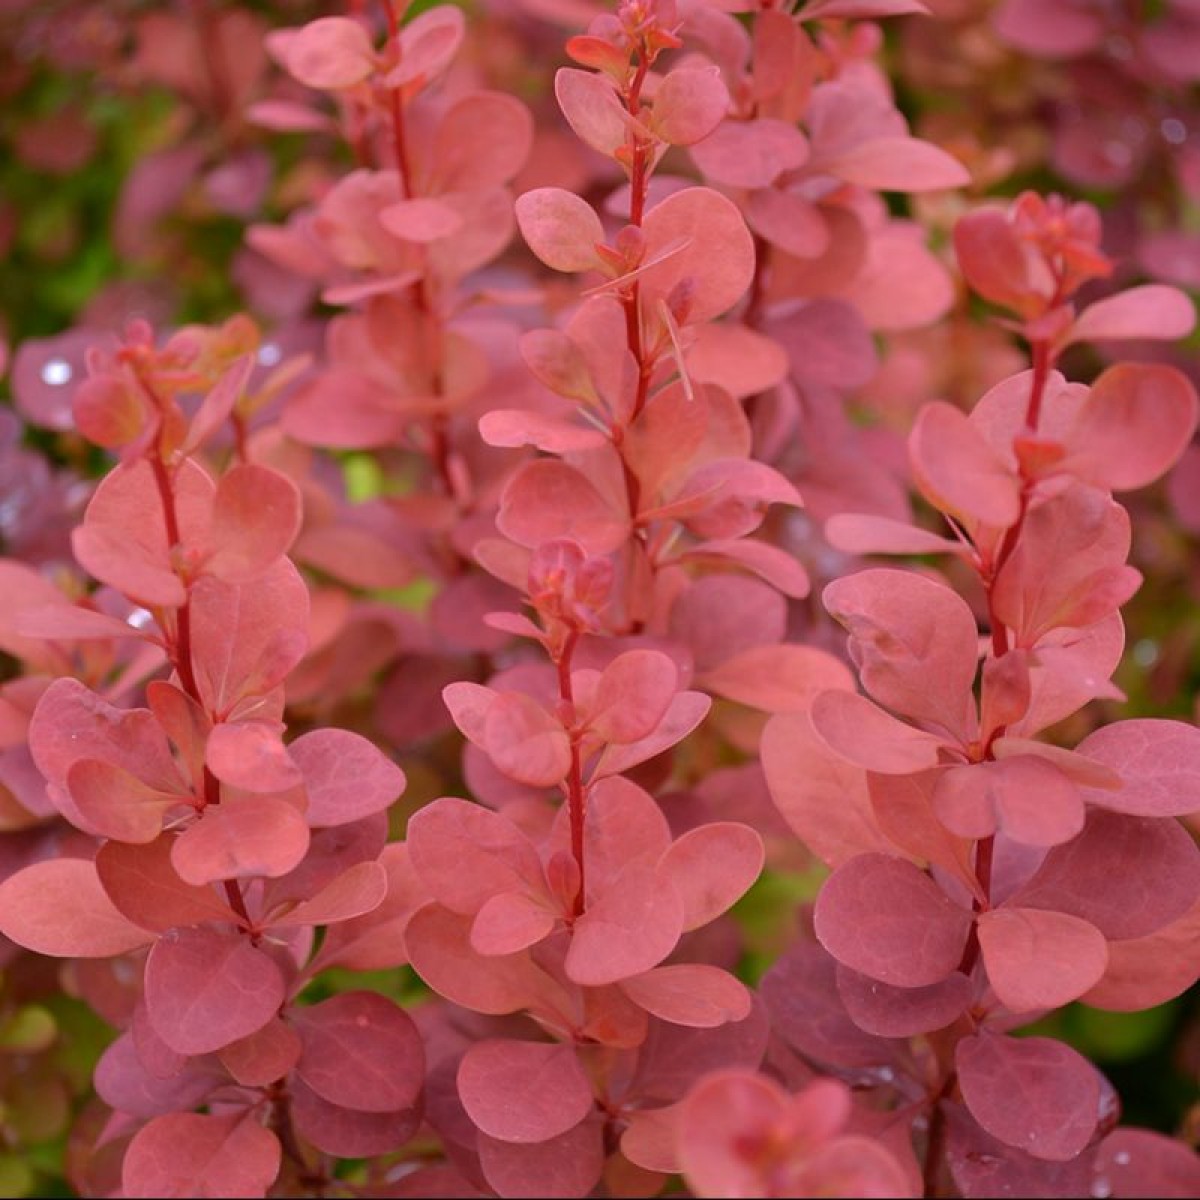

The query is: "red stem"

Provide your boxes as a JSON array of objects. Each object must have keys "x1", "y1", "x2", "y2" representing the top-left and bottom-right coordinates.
[{"x1": 556, "y1": 628, "x2": 587, "y2": 917}]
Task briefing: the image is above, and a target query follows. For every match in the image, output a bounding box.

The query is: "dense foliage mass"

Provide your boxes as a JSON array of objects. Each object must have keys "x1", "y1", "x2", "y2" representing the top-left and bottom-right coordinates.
[{"x1": 1, "y1": 0, "x2": 1199, "y2": 1196}]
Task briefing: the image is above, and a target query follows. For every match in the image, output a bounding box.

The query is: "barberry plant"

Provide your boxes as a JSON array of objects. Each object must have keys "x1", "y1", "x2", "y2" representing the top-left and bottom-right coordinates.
[{"x1": 0, "y1": 1, "x2": 1198, "y2": 1198}]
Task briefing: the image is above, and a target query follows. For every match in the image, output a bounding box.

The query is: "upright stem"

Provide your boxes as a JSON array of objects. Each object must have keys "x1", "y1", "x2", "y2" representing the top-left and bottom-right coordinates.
[{"x1": 556, "y1": 628, "x2": 587, "y2": 917}]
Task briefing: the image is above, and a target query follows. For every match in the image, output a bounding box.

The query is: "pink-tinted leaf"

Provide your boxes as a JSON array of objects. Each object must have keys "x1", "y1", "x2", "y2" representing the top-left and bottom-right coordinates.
[
  {"x1": 407, "y1": 796, "x2": 544, "y2": 914},
  {"x1": 802, "y1": 0, "x2": 928, "y2": 16},
  {"x1": 293, "y1": 991, "x2": 423, "y2": 1112},
  {"x1": 204, "y1": 465, "x2": 302, "y2": 583},
  {"x1": 762, "y1": 711, "x2": 893, "y2": 868},
  {"x1": 122, "y1": 1112, "x2": 280, "y2": 1199},
  {"x1": 484, "y1": 692, "x2": 571, "y2": 787},
  {"x1": 836, "y1": 966, "x2": 973, "y2": 1037},
  {"x1": 566, "y1": 867, "x2": 684, "y2": 986},
  {"x1": 515, "y1": 188, "x2": 605, "y2": 273},
  {"x1": 390, "y1": 4, "x2": 464, "y2": 87},
  {"x1": 690, "y1": 119, "x2": 808, "y2": 188},
  {"x1": 810, "y1": 690, "x2": 944, "y2": 774},
  {"x1": 218, "y1": 1018, "x2": 302, "y2": 1087},
  {"x1": 95, "y1": 1033, "x2": 220, "y2": 1119},
  {"x1": 180, "y1": 355, "x2": 254, "y2": 458},
  {"x1": 824, "y1": 513, "x2": 964, "y2": 557},
  {"x1": 1076, "y1": 718, "x2": 1200, "y2": 817},
  {"x1": 290, "y1": 1078, "x2": 422, "y2": 1157},
  {"x1": 554, "y1": 68, "x2": 627, "y2": 159},
  {"x1": 471, "y1": 890, "x2": 557, "y2": 955},
  {"x1": 651, "y1": 67, "x2": 728, "y2": 146},
  {"x1": 205, "y1": 720, "x2": 300, "y2": 793},
  {"x1": 1064, "y1": 285, "x2": 1195, "y2": 347},
  {"x1": 684, "y1": 324, "x2": 790, "y2": 400},
  {"x1": 977, "y1": 906, "x2": 1108, "y2": 1011},
  {"x1": 1083, "y1": 899, "x2": 1200, "y2": 1012},
  {"x1": 479, "y1": 408, "x2": 607, "y2": 453},
  {"x1": 953, "y1": 207, "x2": 1036, "y2": 313},
  {"x1": 701, "y1": 643, "x2": 854, "y2": 713},
  {"x1": 459, "y1": 1039, "x2": 593, "y2": 1144},
  {"x1": 96, "y1": 837, "x2": 238, "y2": 932},
  {"x1": 477, "y1": 1114, "x2": 605, "y2": 1199},
  {"x1": 911, "y1": 401, "x2": 1021, "y2": 528},
  {"x1": 498, "y1": 460, "x2": 627, "y2": 554},
  {"x1": 1063, "y1": 363, "x2": 1198, "y2": 492},
  {"x1": 66, "y1": 759, "x2": 178, "y2": 843},
  {"x1": 639, "y1": 187, "x2": 756, "y2": 322},
  {"x1": 433, "y1": 90, "x2": 534, "y2": 191},
  {"x1": 822, "y1": 136, "x2": 969, "y2": 191},
  {"x1": 592, "y1": 689, "x2": 710, "y2": 777},
  {"x1": 1011, "y1": 809, "x2": 1200, "y2": 940},
  {"x1": 285, "y1": 17, "x2": 375, "y2": 89},
  {"x1": 814, "y1": 853, "x2": 972, "y2": 986},
  {"x1": 405, "y1": 904, "x2": 545, "y2": 1014},
  {"x1": 171, "y1": 796, "x2": 310, "y2": 885},
  {"x1": 619, "y1": 964, "x2": 750, "y2": 1027},
  {"x1": 379, "y1": 196, "x2": 463, "y2": 243},
  {"x1": 683, "y1": 537, "x2": 810, "y2": 598},
  {"x1": 745, "y1": 188, "x2": 829, "y2": 259},
  {"x1": 581, "y1": 775, "x2": 673, "y2": 881},
  {"x1": 1093, "y1": 1128, "x2": 1200, "y2": 1198},
  {"x1": 271, "y1": 860, "x2": 387, "y2": 929},
  {"x1": 956, "y1": 1031, "x2": 1100, "y2": 1161},
  {"x1": 658, "y1": 822, "x2": 763, "y2": 931},
  {"x1": 288, "y1": 727, "x2": 405, "y2": 825},
  {"x1": 0, "y1": 858, "x2": 154, "y2": 957},
  {"x1": 588, "y1": 650, "x2": 677, "y2": 744},
  {"x1": 143, "y1": 926, "x2": 286, "y2": 1055}
]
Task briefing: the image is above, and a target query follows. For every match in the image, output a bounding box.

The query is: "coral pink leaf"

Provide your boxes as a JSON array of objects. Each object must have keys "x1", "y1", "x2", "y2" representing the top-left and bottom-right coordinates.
[
  {"x1": 651, "y1": 67, "x2": 729, "y2": 146},
  {"x1": 566, "y1": 867, "x2": 684, "y2": 986},
  {"x1": 205, "y1": 720, "x2": 300, "y2": 793},
  {"x1": 245, "y1": 99, "x2": 336, "y2": 133},
  {"x1": 271, "y1": 861, "x2": 387, "y2": 928},
  {"x1": 170, "y1": 796, "x2": 310, "y2": 885},
  {"x1": 802, "y1": 0, "x2": 928, "y2": 15},
  {"x1": 476, "y1": 1115, "x2": 605, "y2": 1200},
  {"x1": 955, "y1": 1030, "x2": 1100, "y2": 1162},
  {"x1": 389, "y1": 4, "x2": 465, "y2": 87},
  {"x1": 66, "y1": 759, "x2": 177, "y2": 843},
  {"x1": 588, "y1": 650, "x2": 678, "y2": 744},
  {"x1": 592, "y1": 690, "x2": 711, "y2": 777},
  {"x1": 911, "y1": 401, "x2": 1021, "y2": 527},
  {"x1": 288, "y1": 728, "x2": 405, "y2": 826},
  {"x1": 619, "y1": 964, "x2": 751, "y2": 1027},
  {"x1": 1011, "y1": 809, "x2": 1200, "y2": 940},
  {"x1": 219, "y1": 1019, "x2": 302, "y2": 1088},
  {"x1": 1076, "y1": 718, "x2": 1200, "y2": 817},
  {"x1": 434, "y1": 91, "x2": 534, "y2": 191},
  {"x1": 953, "y1": 208, "x2": 1034, "y2": 312},
  {"x1": 479, "y1": 408, "x2": 607, "y2": 453},
  {"x1": 1083, "y1": 899, "x2": 1200, "y2": 1012},
  {"x1": 745, "y1": 188, "x2": 829, "y2": 259},
  {"x1": 700, "y1": 643, "x2": 854, "y2": 713},
  {"x1": 678, "y1": 1070, "x2": 790, "y2": 1198},
  {"x1": 658, "y1": 822, "x2": 764, "y2": 931},
  {"x1": 484, "y1": 692, "x2": 571, "y2": 787},
  {"x1": 459, "y1": 1039, "x2": 594, "y2": 1144},
  {"x1": 683, "y1": 537, "x2": 810, "y2": 597},
  {"x1": 992, "y1": 0, "x2": 1106, "y2": 55},
  {"x1": 810, "y1": 689, "x2": 943, "y2": 773},
  {"x1": 685, "y1": 324, "x2": 791, "y2": 400},
  {"x1": 498, "y1": 460, "x2": 627, "y2": 553},
  {"x1": 824, "y1": 512, "x2": 965, "y2": 556},
  {"x1": 72, "y1": 375, "x2": 148, "y2": 450},
  {"x1": 205, "y1": 465, "x2": 302, "y2": 584},
  {"x1": 554, "y1": 68, "x2": 628, "y2": 158},
  {"x1": 96, "y1": 838, "x2": 239, "y2": 932},
  {"x1": 1064, "y1": 284, "x2": 1195, "y2": 346},
  {"x1": 284, "y1": 17, "x2": 375, "y2": 89},
  {"x1": 293, "y1": 991, "x2": 423, "y2": 1112},
  {"x1": 405, "y1": 904, "x2": 544, "y2": 1014},
  {"x1": 122, "y1": 1113, "x2": 280, "y2": 1199},
  {"x1": 639, "y1": 188, "x2": 756, "y2": 321},
  {"x1": 407, "y1": 797, "x2": 544, "y2": 914},
  {"x1": 1093, "y1": 1128, "x2": 1200, "y2": 1198},
  {"x1": 0, "y1": 858, "x2": 154, "y2": 957},
  {"x1": 762, "y1": 711, "x2": 893, "y2": 868},
  {"x1": 1064, "y1": 363, "x2": 1199, "y2": 492},
  {"x1": 471, "y1": 890, "x2": 556, "y2": 955},
  {"x1": 582, "y1": 775, "x2": 674, "y2": 878},
  {"x1": 143, "y1": 926, "x2": 286, "y2": 1055},
  {"x1": 515, "y1": 188, "x2": 605, "y2": 273},
  {"x1": 379, "y1": 197, "x2": 463, "y2": 243},
  {"x1": 290, "y1": 1079, "x2": 420, "y2": 1158},
  {"x1": 822, "y1": 136, "x2": 970, "y2": 191},
  {"x1": 690, "y1": 119, "x2": 808, "y2": 188},
  {"x1": 977, "y1": 906, "x2": 1108, "y2": 1012},
  {"x1": 180, "y1": 355, "x2": 254, "y2": 457},
  {"x1": 835, "y1": 966, "x2": 973, "y2": 1037},
  {"x1": 814, "y1": 853, "x2": 972, "y2": 986}
]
